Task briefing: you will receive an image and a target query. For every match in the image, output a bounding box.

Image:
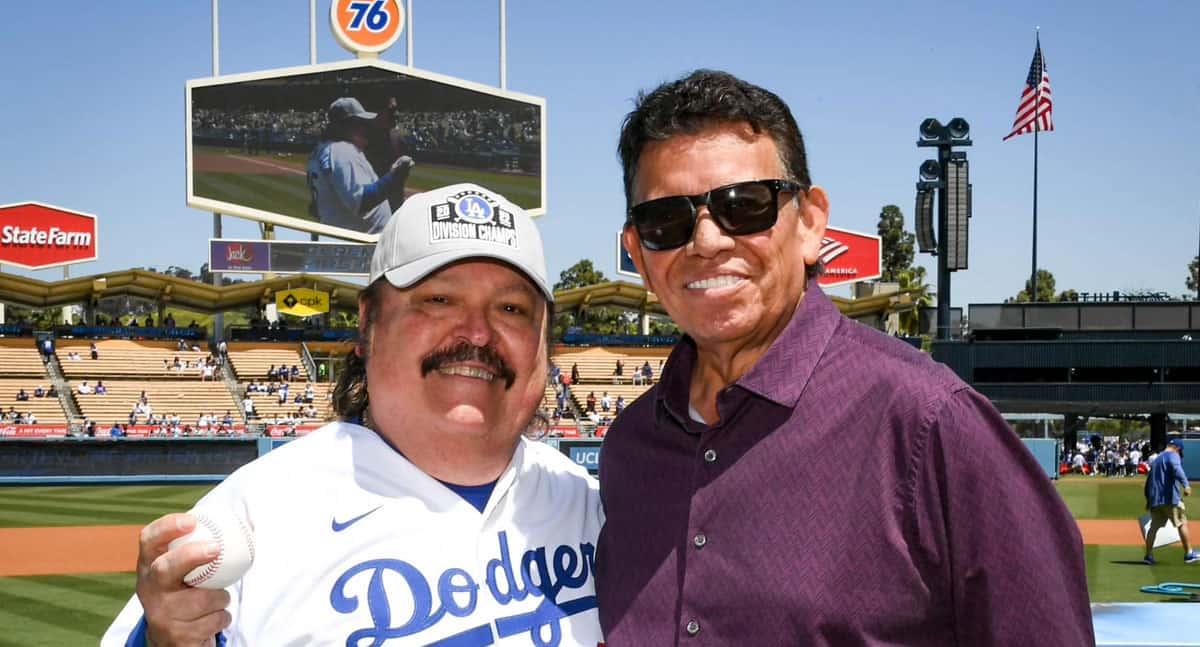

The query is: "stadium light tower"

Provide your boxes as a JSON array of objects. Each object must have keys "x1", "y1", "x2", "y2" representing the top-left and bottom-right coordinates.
[{"x1": 916, "y1": 118, "x2": 973, "y2": 340}]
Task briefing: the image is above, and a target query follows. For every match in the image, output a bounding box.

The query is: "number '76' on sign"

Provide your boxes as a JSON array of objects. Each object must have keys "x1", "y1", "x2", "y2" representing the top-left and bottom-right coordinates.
[{"x1": 347, "y1": 0, "x2": 389, "y2": 32}]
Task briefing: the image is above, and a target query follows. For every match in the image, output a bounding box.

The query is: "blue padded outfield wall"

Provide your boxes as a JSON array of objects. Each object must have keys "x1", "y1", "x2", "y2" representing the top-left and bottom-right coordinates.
[{"x1": 1021, "y1": 438, "x2": 1062, "y2": 480}]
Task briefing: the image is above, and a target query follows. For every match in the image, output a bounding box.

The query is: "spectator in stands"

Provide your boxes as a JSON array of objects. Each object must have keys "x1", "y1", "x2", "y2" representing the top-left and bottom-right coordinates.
[
  {"x1": 641, "y1": 360, "x2": 654, "y2": 384},
  {"x1": 571, "y1": 362, "x2": 580, "y2": 384},
  {"x1": 95, "y1": 381, "x2": 108, "y2": 395},
  {"x1": 78, "y1": 381, "x2": 93, "y2": 395},
  {"x1": 40, "y1": 337, "x2": 54, "y2": 356},
  {"x1": 164, "y1": 313, "x2": 176, "y2": 329},
  {"x1": 266, "y1": 381, "x2": 278, "y2": 394},
  {"x1": 243, "y1": 394, "x2": 256, "y2": 419},
  {"x1": 550, "y1": 364, "x2": 562, "y2": 386},
  {"x1": 267, "y1": 364, "x2": 278, "y2": 380},
  {"x1": 201, "y1": 363, "x2": 215, "y2": 381},
  {"x1": 290, "y1": 364, "x2": 301, "y2": 381},
  {"x1": 612, "y1": 359, "x2": 624, "y2": 384},
  {"x1": 25, "y1": 412, "x2": 36, "y2": 425},
  {"x1": 176, "y1": 339, "x2": 188, "y2": 352},
  {"x1": 33, "y1": 386, "x2": 45, "y2": 398},
  {"x1": 601, "y1": 392, "x2": 612, "y2": 412},
  {"x1": 585, "y1": 391, "x2": 597, "y2": 413},
  {"x1": 139, "y1": 391, "x2": 148, "y2": 404},
  {"x1": 90, "y1": 342, "x2": 99, "y2": 360},
  {"x1": 304, "y1": 383, "x2": 314, "y2": 403},
  {"x1": 615, "y1": 395, "x2": 626, "y2": 416},
  {"x1": 68, "y1": 351, "x2": 82, "y2": 361},
  {"x1": 278, "y1": 383, "x2": 289, "y2": 404},
  {"x1": 222, "y1": 411, "x2": 235, "y2": 427},
  {"x1": 15, "y1": 389, "x2": 29, "y2": 401},
  {"x1": 143, "y1": 316, "x2": 154, "y2": 328},
  {"x1": 171, "y1": 356, "x2": 182, "y2": 371},
  {"x1": 46, "y1": 384, "x2": 57, "y2": 398},
  {"x1": 108, "y1": 421, "x2": 123, "y2": 437},
  {"x1": 246, "y1": 380, "x2": 258, "y2": 393}
]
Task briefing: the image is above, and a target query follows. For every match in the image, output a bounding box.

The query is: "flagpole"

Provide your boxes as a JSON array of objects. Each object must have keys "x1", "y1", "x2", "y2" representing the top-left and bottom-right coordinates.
[{"x1": 1030, "y1": 29, "x2": 1040, "y2": 303}]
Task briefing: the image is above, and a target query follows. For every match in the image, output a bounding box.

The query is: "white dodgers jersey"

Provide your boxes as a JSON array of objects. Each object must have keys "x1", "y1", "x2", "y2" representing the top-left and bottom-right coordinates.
[{"x1": 101, "y1": 422, "x2": 605, "y2": 646}]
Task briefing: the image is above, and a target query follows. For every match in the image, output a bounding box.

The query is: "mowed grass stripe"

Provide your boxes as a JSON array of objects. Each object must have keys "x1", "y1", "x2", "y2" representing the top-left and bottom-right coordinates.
[
  {"x1": 22, "y1": 572, "x2": 135, "y2": 602},
  {"x1": 195, "y1": 172, "x2": 310, "y2": 220},
  {"x1": 1082, "y1": 544, "x2": 1198, "y2": 603},
  {"x1": 0, "y1": 485, "x2": 210, "y2": 527},
  {"x1": 0, "y1": 574, "x2": 132, "y2": 645},
  {"x1": 410, "y1": 166, "x2": 539, "y2": 207},
  {"x1": 1053, "y1": 476, "x2": 1148, "y2": 520},
  {"x1": 0, "y1": 485, "x2": 211, "y2": 506}
]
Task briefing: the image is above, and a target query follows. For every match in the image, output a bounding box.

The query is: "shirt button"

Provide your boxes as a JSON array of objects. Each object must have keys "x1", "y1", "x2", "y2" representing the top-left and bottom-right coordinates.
[
  {"x1": 703, "y1": 449, "x2": 717, "y2": 463},
  {"x1": 693, "y1": 533, "x2": 707, "y2": 548},
  {"x1": 686, "y1": 619, "x2": 700, "y2": 636}
]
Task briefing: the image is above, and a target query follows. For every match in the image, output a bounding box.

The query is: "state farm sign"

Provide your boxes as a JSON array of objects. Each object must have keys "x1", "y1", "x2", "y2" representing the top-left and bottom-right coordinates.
[
  {"x1": 0, "y1": 202, "x2": 98, "y2": 269},
  {"x1": 817, "y1": 226, "x2": 882, "y2": 288}
]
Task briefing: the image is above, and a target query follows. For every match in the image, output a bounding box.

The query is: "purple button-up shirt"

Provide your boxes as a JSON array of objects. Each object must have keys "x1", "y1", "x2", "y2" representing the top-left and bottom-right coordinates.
[{"x1": 595, "y1": 284, "x2": 1093, "y2": 646}]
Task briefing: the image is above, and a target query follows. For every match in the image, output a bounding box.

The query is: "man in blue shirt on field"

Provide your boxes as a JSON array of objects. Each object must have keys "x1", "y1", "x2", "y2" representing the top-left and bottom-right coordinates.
[{"x1": 1143, "y1": 438, "x2": 1197, "y2": 564}]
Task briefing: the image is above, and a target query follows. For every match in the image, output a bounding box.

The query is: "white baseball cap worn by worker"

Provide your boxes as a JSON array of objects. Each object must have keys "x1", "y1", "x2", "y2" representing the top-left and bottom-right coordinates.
[
  {"x1": 328, "y1": 97, "x2": 376, "y2": 122},
  {"x1": 369, "y1": 183, "x2": 554, "y2": 303}
]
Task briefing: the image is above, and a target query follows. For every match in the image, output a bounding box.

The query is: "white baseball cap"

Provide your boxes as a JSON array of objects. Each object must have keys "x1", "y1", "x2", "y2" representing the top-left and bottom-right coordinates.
[
  {"x1": 369, "y1": 183, "x2": 554, "y2": 303},
  {"x1": 328, "y1": 97, "x2": 376, "y2": 122}
]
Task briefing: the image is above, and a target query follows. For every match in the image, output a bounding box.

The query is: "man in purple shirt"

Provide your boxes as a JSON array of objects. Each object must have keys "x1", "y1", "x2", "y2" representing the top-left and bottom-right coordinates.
[{"x1": 597, "y1": 69, "x2": 1094, "y2": 646}]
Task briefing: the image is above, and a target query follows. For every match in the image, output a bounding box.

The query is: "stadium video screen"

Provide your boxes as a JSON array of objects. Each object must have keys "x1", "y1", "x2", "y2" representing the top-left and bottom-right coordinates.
[{"x1": 188, "y1": 62, "x2": 545, "y2": 242}]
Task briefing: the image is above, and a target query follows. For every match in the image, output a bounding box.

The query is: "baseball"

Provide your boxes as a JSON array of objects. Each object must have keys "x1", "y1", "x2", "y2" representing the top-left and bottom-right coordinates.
[{"x1": 167, "y1": 509, "x2": 255, "y2": 590}]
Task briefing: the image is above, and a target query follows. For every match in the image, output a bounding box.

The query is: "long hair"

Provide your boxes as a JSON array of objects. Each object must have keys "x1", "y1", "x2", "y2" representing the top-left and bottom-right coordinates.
[{"x1": 332, "y1": 278, "x2": 554, "y2": 438}]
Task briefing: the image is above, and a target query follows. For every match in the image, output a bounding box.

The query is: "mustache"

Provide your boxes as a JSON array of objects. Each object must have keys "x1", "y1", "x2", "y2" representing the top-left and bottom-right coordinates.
[{"x1": 420, "y1": 341, "x2": 516, "y2": 389}]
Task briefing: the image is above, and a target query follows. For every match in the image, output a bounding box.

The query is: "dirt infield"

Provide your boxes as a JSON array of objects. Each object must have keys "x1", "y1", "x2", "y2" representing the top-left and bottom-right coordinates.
[
  {"x1": 193, "y1": 149, "x2": 306, "y2": 176},
  {"x1": 0, "y1": 525, "x2": 140, "y2": 576},
  {"x1": 0, "y1": 520, "x2": 1147, "y2": 577}
]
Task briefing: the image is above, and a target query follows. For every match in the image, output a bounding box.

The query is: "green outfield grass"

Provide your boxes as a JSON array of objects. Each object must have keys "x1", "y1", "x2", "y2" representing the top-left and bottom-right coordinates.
[
  {"x1": 1054, "y1": 475, "x2": 1198, "y2": 603},
  {"x1": 1054, "y1": 474, "x2": 1148, "y2": 520},
  {"x1": 0, "y1": 573, "x2": 134, "y2": 646},
  {"x1": 0, "y1": 485, "x2": 211, "y2": 528},
  {"x1": 1, "y1": 485, "x2": 211, "y2": 645}
]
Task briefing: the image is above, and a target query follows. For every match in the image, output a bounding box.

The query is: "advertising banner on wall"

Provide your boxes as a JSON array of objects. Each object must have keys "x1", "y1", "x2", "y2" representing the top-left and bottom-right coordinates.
[
  {"x1": 209, "y1": 239, "x2": 373, "y2": 276},
  {"x1": 0, "y1": 202, "x2": 98, "y2": 270},
  {"x1": 187, "y1": 60, "x2": 546, "y2": 243},
  {"x1": 816, "y1": 226, "x2": 882, "y2": 288}
]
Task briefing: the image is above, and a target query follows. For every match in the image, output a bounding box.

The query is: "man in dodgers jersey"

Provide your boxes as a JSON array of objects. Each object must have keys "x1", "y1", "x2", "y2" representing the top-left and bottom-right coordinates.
[
  {"x1": 307, "y1": 97, "x2": 415, "y2": 235},
  {"x1": 102, "y1": 184, "x2": 604, "y2": 646}
]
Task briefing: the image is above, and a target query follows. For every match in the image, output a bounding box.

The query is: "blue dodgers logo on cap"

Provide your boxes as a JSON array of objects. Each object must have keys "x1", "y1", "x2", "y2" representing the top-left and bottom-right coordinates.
[{"x1": 429, "y1": 189, "x2": 518, "y2": 248}]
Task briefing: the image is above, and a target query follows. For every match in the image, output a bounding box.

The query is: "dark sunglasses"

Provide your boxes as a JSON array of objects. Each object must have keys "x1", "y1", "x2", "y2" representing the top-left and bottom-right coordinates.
[{"x1": 626, "y1": 179, "x2": 807, "y2": 251}]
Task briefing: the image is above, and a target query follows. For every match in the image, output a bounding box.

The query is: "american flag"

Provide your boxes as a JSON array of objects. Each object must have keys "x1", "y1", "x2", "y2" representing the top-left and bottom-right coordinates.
[{"x1": 1003, "y1": 37, "x2": 1053, "y2": 141}]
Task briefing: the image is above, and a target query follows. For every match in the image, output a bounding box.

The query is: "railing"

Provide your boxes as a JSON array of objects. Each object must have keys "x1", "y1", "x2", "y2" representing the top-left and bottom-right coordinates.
[{"x1": 299, "y1": 342, "x2": 318, "y2": 382}]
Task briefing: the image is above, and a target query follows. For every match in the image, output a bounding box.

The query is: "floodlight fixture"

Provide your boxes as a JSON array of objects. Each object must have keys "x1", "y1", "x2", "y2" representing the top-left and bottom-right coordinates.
[
  {"x1": 947, "y1": 117, "x2": 970, "y2": 140},
  {"x1": 919, "y1": 159, "x2": 941, "y2": 182}
]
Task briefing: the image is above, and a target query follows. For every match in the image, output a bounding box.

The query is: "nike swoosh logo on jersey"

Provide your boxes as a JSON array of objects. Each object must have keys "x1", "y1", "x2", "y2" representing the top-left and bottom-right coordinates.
[{"x1": 331, "y1": 505, "x2": 383, "y2": 532}]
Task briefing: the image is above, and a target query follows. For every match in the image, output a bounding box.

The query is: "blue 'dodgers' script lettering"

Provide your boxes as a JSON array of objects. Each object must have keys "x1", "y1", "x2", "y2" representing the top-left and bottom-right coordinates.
[{"x1": 330, "y1": 531, "x2": 596, "y2": 646}]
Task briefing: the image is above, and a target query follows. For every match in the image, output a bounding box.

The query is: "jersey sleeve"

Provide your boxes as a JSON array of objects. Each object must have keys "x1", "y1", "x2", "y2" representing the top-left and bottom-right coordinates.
[{"x1": 911, "y1": 388, "x2": 1094, "y2": 646}]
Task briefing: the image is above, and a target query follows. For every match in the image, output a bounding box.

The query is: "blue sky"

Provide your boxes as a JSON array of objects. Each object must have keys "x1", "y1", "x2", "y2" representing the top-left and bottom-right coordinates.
[{"x1": 1, "y1": 0, "x2": 1197, "y2": 306}]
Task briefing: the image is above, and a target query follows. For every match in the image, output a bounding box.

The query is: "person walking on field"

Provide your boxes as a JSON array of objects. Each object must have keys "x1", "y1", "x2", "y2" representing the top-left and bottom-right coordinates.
[{"x1": 1143, "y1": 438, "x2": 1198, "y2": 564}]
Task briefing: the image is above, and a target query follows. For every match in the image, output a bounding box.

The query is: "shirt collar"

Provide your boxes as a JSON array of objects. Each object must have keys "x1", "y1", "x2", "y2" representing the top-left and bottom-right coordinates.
[{"x1": 656, "y1": 277, "x2": 841, "y2": 416}]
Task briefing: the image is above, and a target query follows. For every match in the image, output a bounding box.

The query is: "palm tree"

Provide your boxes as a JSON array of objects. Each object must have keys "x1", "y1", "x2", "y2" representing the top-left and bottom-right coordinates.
[{"x1": 896, "y1": 268, "x2": 932, "y2": 337}]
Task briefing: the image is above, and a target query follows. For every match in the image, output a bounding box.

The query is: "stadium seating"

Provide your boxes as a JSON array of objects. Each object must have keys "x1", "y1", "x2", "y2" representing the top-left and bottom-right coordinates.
[
  {"x1": 55, "y1": 340, "x2": 214, "y2": 380},
  {"x1": 0, "y1": 343, "x2": 47, "y2": 376},
  {"x1": 226, "y1": 343, "x2": 311, "y2": 381},
  {"x1": 0, "y1": 342, "x2": 67, "y2": 425},
  {"x1": 553, "y1": 346, "x2": 669, "y2": 408},
  {"x1": 243, "y1": 382, "x2": 334, "y2": 422},
  {"x1": 73, "y1": 380, "x2": 239, "y2": 427},
  {"x1": 0, "y1": 378, "x2": 67, "y2": 424}
]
